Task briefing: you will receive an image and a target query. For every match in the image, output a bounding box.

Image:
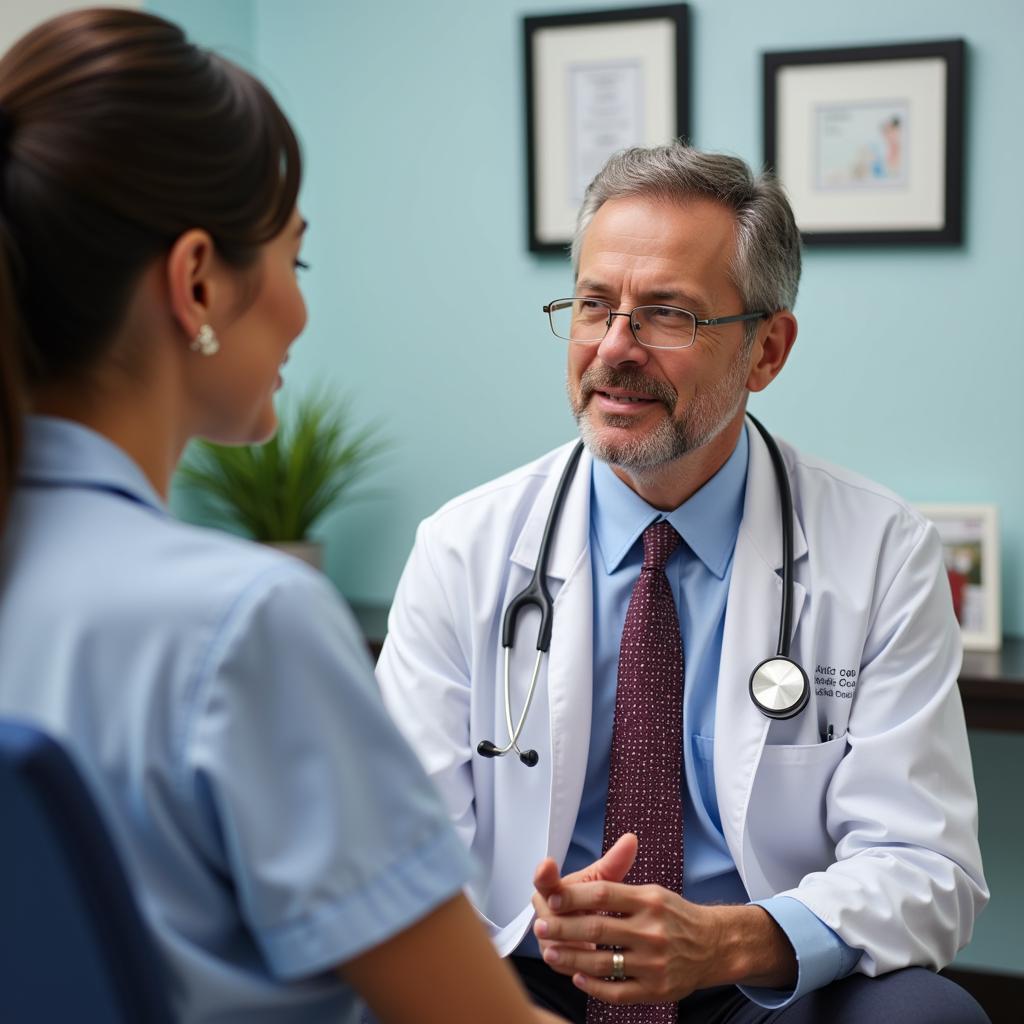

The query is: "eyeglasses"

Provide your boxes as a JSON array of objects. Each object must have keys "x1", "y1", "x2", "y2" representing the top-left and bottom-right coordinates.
[{"x1": 543, "y1": 297, "x2": 769, "y2": 350}]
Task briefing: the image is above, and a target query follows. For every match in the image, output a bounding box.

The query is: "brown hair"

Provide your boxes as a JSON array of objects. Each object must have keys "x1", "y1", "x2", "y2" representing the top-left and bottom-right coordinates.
[{"x1": 0, "y1": 7, "x2": 301, "y2": 529}]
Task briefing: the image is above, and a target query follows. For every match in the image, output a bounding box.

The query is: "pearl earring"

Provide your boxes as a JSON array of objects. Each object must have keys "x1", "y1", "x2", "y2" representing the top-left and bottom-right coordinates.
[{"x1": 190, "y1": 324, "x2": 220, "y2": 357}]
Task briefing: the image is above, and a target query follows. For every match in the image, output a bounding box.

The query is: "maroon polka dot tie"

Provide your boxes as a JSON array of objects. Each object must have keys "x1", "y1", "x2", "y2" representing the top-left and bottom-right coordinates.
[{"x1": 586, "y1": 520, "x2": 683, "y2": 1024}]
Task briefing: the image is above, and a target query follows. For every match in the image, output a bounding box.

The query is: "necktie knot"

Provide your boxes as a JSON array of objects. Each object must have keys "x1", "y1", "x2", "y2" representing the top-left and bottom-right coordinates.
[{"x1": 641, "y1": 520, "x2": 679, "y2": 572}]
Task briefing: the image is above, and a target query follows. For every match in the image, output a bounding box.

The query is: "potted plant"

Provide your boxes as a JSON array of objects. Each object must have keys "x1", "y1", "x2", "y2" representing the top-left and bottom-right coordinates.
[{"x1": 176, "y1": 390, "x2": 384, "y2": 570}]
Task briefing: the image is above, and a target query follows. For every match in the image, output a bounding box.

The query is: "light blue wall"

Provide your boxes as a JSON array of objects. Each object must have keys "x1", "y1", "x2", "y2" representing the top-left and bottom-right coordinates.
[
  {"x1": 271, "y1": 0, "x2": 1021, "y2": 636},
  {"x1": 148, "y1": 0, "x2": 253, "y2": 67},
  {"x1": 153, "y1": 0, "x2": 1023, "y2": 632},
  {"x1": 150, "y1": 0, "x2": 1023, "y2": 976}
]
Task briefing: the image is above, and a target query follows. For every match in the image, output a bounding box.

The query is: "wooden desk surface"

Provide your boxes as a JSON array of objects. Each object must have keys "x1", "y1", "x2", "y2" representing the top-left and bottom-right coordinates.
[{"x1": 353, "y1": 604, "x2": 1024, "y2": 733}]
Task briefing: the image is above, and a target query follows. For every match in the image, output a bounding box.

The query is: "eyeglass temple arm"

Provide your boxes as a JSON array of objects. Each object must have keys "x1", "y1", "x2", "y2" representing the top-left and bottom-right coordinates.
[{"x1": 697, "y1": 311, "x2": 770, "y2": 327}]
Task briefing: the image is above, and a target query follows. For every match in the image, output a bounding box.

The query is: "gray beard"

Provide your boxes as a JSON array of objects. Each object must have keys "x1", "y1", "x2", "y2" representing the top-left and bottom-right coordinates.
[{"x1": 568, "y1": 355, "x2": 749, "y2": 472}]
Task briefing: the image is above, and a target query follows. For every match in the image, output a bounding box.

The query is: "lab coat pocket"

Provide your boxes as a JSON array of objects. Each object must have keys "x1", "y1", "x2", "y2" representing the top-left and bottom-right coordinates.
[
  {"x1": 757, "y1": 736, "x2": 848, "y2": 767},
  {"x1": 745, "y1": 736, "x2": 848, "y2": 892}
]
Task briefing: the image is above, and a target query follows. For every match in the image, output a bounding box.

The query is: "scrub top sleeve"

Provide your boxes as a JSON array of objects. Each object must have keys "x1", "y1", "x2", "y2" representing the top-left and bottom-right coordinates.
[{"x1": 181, "y1": 562, "x2": 472, "y2": 982}]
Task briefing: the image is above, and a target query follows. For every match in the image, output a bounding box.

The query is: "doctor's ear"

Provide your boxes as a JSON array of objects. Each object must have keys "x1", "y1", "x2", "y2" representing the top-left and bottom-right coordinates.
[
  {"x1": 165, "y1": 228, "x2": 222, "y2": 344},
  {"x1": 746, "y1": 311, "x2": 798, "y2": 393}
]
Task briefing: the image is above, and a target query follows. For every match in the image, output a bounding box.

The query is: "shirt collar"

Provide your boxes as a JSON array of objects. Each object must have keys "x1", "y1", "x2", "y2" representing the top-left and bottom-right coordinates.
[
  {"x1": 591, "y1": 424, "x2": 749, "y2": 579},
  {"x1": 19, "y1": 415, "x2": 167, "y2": 513}
]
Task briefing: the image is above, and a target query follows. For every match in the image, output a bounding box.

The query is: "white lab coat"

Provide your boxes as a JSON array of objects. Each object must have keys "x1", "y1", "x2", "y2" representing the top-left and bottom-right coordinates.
[{"x1": 377, "y1": 426, "x2": 987, "y2": 976}]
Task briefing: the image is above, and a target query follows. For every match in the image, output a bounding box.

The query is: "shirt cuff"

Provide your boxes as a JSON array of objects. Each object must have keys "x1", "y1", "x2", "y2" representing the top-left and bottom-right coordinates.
[{"x1": 739, "y1": 896, "x2": 861, "y2": 1009}]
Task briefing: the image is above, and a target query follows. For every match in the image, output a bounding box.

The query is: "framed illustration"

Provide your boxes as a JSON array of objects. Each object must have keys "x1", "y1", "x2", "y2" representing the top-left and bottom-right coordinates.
[
  {"x1": 763, "y1": 40, "x2": 965, "y2": 245},
  {"x1": 917, "y1": 504, "x2": 1001, "y2": 652},
  {"x1": 524, "y1": 4, "x2": 689, "y2": 253}
]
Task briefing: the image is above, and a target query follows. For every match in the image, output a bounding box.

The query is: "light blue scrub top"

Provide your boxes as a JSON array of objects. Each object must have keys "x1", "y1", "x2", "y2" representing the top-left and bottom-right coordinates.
[
  {"x1": 0, "y1": 417, "x2": 472, "y2": 1023},
  {"x1": 518, "y1": 426, "x2": 860, "y2": 1006}
]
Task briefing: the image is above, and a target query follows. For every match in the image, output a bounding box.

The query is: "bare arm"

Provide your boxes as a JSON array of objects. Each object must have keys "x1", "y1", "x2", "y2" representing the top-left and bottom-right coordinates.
[{"x1": 339, "y1": 892, "x2": 566, "y2": 1024}]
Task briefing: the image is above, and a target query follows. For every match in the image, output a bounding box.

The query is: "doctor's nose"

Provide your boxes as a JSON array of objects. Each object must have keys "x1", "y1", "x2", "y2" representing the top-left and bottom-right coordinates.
[{"x1": 596, "y1": 311, "x2": 649, "y2": 369}]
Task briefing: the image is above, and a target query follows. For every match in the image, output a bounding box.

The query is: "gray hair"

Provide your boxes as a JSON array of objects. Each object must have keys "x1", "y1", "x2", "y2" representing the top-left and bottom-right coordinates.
[{"x1": 571, "y1": 143, "x2": 802, "y2": 322}]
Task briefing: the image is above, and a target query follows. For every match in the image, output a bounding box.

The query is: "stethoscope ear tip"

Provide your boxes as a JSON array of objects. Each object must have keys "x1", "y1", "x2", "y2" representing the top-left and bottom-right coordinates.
[{"x1": 476, "y1": 739, "x2": 539, "y2": 766}]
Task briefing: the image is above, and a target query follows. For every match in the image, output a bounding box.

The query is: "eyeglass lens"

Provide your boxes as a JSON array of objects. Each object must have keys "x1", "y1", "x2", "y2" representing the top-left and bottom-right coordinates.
[{"x1": 548, "y1": 299, "x2": 697, "y2": 349}]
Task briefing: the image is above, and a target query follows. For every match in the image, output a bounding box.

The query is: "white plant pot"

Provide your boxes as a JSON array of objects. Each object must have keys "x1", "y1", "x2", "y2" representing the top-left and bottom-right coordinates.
[{"x1": 267, "y1": 540, "x2": 324, "y2": 572}]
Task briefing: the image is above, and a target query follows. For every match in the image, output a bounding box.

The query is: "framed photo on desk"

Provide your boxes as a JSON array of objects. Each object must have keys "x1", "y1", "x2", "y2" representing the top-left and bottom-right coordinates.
[
  {"x1": 524, "y1": 4, "x2": 690, "y2": 253},
  {"x1": 917, "y1": 504, "x2": 1001, "y2": 652}
]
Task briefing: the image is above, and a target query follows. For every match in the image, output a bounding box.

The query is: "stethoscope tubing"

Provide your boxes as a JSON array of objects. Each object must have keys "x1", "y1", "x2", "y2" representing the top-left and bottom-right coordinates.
[
  {"x1": 745, "y1": 413, "x2": 794, "y2": 659},
  {"x1": 477, "y1": 440, "x2": 584, "y2": 765},
  {"x1": 499, "y1": 440, "x2": 585, "y2": 651},
  {"x1": 479, "y1": 415, "x2": 809, "y2": 765}
]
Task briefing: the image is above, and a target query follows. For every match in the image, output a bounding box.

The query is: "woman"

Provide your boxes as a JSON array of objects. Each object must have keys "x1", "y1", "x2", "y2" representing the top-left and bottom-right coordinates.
[{"x1": 0, "y1": 9, "x2": 558, "y2": 1023}]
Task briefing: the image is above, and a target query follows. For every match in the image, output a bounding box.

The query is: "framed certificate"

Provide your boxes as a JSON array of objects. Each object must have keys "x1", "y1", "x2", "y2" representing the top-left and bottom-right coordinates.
[{"x1": 524, "y1": 4, "x2": 690, "y2": 253}]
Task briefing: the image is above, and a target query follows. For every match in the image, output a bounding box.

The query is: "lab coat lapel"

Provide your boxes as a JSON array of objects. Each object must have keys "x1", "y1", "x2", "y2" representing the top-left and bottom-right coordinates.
[
  {"x1": 715, "y1": 424, "x2": 807, "y2": 884},
  {"x1": 510, "y1": 442, "x2": 594, "y2": 866}
]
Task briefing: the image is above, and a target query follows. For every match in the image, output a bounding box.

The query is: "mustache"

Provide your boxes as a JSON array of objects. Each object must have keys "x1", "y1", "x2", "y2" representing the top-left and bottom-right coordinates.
[{"x1": 579, "y1": 366, "x2": 677, "y2": 409}]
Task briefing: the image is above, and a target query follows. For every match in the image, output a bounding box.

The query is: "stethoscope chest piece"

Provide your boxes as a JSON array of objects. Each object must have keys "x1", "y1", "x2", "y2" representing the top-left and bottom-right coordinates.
[{"x1": 749, "y1": 656, "x2": 810, "y2": 720}]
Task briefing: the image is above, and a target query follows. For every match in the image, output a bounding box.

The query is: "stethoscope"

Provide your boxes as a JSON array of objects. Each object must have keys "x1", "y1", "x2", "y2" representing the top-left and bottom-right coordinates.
[{"x1": 477, "y1": 414, "x2": 810, "y2": 767}]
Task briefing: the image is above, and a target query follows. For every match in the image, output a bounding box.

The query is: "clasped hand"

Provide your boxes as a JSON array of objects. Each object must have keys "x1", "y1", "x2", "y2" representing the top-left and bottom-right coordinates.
[
  {"x1": 531, "y1": 834, "x2": 796, "y2": 1006},
  {"x1": 530, "y1": 833, "x2": 720, "y2": 1005}
]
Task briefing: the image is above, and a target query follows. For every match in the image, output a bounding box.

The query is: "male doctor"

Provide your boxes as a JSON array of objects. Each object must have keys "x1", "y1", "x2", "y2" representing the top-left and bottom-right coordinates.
[{"x1": 376, "y1": 144, "x2": 988, "y2": 1022}]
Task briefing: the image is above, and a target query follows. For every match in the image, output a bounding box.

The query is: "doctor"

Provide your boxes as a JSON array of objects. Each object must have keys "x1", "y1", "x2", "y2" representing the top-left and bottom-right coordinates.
[{"x1": 376, "y1": 144, "x2": 987, "y2": 1022}]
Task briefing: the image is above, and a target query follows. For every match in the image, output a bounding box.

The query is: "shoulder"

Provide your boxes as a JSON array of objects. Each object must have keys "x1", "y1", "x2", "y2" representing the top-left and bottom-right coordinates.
[
  {"x1": 9, "y1": 476, "x2": 346, "y2": 648},
  {"x1": 111, "y1": 516, "x2": 369, "y2": 721},
  {"x1": 89, "y1": 512, "x2": 366, "y2": 697},
  {"x1": 137, "y1": 515, "x2": 343, "y2": 631},
  {"x1": 161, "y1": 525, "x2": 369, "y2": 698}
]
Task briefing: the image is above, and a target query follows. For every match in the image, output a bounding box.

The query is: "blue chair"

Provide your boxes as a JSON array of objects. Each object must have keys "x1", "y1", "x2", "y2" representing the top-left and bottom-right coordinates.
[{"x1": 0, "y1": 718, "x2": 174, "y2": 1023}]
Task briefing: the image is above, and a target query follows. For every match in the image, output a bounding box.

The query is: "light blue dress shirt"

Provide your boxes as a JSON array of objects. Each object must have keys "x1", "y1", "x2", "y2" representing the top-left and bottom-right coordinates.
[
  {"x1": 518, "y1": 426, "x2": 860, "y2": 1006},
  {"x1": 0, "y1": 417, "x2": 472, "y2": 1023}
]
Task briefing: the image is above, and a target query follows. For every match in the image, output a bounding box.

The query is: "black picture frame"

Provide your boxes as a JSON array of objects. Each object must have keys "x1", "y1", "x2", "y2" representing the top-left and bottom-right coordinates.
[
  {"x1": 763, "y1": 39, "x2": 965, "y2": 246},
  {"x1": 524, "y1": 4, "x2": 690, "y2": 254}
]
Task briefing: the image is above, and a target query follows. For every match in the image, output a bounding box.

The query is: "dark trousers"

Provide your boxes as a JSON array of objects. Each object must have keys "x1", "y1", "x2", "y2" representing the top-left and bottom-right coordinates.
[{"x1": 510, "y1": 956, "x2": 990, "y2": 1024}]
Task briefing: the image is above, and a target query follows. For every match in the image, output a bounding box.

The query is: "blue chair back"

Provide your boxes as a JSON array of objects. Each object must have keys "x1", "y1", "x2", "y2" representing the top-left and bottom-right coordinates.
[{"x1": 0, "y1": 718, "x2": 174, "y2": 1023}]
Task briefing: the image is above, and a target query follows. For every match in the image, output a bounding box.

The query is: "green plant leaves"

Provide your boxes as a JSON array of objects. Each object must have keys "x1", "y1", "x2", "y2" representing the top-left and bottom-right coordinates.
[{"x1": 176, "y1": 392, "x2": 386, "y2": 542}]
